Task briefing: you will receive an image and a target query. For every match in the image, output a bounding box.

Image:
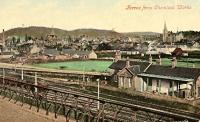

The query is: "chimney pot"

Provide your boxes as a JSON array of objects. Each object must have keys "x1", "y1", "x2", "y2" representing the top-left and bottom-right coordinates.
[
  {"x1": 149, "y1": 54, "x2": 152, "y2": 64},
  {"x1": 158, "y1": 54, "x2": 162, "y2": 65},
  {"x1": 115, "y1": 50, "x2": 121, "y2": 62},
  {"x1": 126, "y1": 57, "x2": 130, "y2": 67},
  {"x1": 172, "y1": 57, "x2": 177, "y2": 68}
]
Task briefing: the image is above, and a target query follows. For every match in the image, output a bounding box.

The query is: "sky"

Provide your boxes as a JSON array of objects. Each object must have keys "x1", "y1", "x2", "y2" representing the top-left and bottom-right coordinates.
[{"x1": 0, "y1": 0, "x2": 200, "y2": 33}]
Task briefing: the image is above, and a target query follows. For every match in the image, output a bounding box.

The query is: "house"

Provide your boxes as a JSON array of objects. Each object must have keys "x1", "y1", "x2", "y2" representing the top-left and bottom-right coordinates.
[
  {"x1": 138, "y1": 62, "x2": 200, "y2": 98},
  {"x1": 88, "y1": 50, "x2": 97, "y2": 59},
  {"x1": 62, "y1": 49, "x2": 97, "y2": 59},
  {"x1": 109, "y1": 51, "x2": 200, "y2": 99},
  {"x1": 30, "y1": 44, "x2": 42, "y2": 55},
  {"x1": 109, "y1": 58, "x2": 150, "y2": 90},
  {"x1": 42, "y1": 48, "x2": 60, "y2": 57},
  {"x1": 171, "y1": 48, "x2": 184, "y2": 57},
  {"x1": 0, "y1": 51, "x2": 14, "y2": 59}
]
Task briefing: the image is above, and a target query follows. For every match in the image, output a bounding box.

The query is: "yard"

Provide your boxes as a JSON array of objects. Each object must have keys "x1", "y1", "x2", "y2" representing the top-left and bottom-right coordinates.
[{"x1": 32, "y1": 57, "x2": 200, "y2": 74}]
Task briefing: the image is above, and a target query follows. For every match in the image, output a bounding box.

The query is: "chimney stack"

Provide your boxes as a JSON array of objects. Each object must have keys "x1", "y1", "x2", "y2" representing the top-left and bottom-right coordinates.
[
  {"x1": 149, "y1": 54, "x2": 152, "y2": 64},
  {"x1": 126, "y1": 57, "x2": 130, "y2": 67},
  {"x1": 172, "y1": 56, "x2": 177, "y2": 68},
  {"x1": 156, "y1": 54, "x2": 162, "y2": 65},
  {"x1": 115, "y1": 50, "x2": 121, "y2": 62},
  {"x1": 159, "y1": 55, "x2": 162, "y2": 65}
]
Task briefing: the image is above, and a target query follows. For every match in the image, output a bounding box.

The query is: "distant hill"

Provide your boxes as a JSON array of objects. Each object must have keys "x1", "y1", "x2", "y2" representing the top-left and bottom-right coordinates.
[
  {"x1": 0, "y1": 26, "x2": 123, "y2": 39},
  {"x1": 67, "y1": 28, "x2": 122, "y2": 38},
  {"x1": 0, "y1": 26, "x2": 68, "y2": 39},
  {"x1": 123, "y1": 32, "x2": 161, "y2": 37}
]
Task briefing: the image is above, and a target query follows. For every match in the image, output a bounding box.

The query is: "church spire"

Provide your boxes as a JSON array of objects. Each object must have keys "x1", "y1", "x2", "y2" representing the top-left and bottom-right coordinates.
[
  {"x1": 164, "y1": 21, "x2": 167, "y2": 31},
  {"x1": 163, "y1": 21, "x2": 168, "y2": 43}
]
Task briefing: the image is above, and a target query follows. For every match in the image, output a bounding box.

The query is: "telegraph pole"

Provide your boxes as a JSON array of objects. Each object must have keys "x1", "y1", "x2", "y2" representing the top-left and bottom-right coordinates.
[
  {"x1": 21, "y1": 68, "x2": 24, "y2": 80},
  {"x1": 35, "y1": 72, "x2": 38, "y2": 93},
  {"x1": 2, "y1": 68, "x2": 5, "y2": 85},
  {"x1": 97, "y1": 79, "x2": 100, "y2": 110}
]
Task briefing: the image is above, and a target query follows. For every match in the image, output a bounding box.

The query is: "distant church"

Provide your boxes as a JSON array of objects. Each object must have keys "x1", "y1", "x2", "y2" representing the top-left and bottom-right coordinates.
[
  {"x1": 162, "y1": 21, "x2": 176, "y2": 44},
  {"x1": 163, "y1": 21, "x2": 168, "y2": 43}
]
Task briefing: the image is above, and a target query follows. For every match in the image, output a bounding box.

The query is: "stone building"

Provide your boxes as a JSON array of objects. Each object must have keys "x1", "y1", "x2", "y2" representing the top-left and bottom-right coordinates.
[
  {"x1": 162, "y1": 22, "x2": 175, "y2": 44},
  {"x1": 138, "y1": 62, "x2": 200, "y2": 98},
  {"x1": 109, "y1": 58, "x2": 150, "y2": 90},
  {"x1": 109, "y1": 51, "x2": 200, "y2": 99},
  {"x1": 163, "y1": 21, "x2": 168, "y2": 43},
  {"x1": 88, "y1": 50, "x2": 97, "y2": 59},
  {"x1": 62, "y1": 49, "x2": 97, "y2": 59}
]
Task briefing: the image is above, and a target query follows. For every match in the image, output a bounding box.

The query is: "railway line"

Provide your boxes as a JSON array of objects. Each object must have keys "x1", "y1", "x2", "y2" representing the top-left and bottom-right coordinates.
[{"x1": 0, "y1": 67, "x2": 200, "y2": 121}]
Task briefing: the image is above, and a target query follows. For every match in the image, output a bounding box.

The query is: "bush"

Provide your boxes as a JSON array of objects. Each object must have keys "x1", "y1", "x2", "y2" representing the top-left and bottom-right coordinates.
[{"x1": 59, "y1": 66, "x2": 67, "y2": 69}]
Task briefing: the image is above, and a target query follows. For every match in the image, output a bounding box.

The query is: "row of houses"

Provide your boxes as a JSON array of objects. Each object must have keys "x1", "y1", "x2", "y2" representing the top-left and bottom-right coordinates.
[
  {"x1": 30, "y1": 48, "x2": 97, "y2": 61},
  {"x1": 109, "y1": 52, "x2": 200, "y2": 99}
]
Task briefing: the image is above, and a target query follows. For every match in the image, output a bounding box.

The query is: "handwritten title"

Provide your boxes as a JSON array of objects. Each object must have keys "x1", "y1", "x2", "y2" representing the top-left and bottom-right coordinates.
[{"x1": 126, "y1": 4, "x2": 192, "y2": 11}]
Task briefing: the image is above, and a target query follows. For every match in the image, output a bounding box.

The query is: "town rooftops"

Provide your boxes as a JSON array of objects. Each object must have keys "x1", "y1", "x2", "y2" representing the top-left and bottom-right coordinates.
[
  {"x1": 141, "y1": 64, "x2": 200, "y2": 81},
  {"x1": 62, "y1": 49, "x2": 91, "y2": 55},
  {"x1": 109, "y1": 60, "x2": 150, "y2": 72},
  {"x1": 43, "y1": 48, "x2": 60, "y2": 56},
  {"x1": 0, "y1": 51, "x2": 14, "y2": 55},
  {"x1": 43, "y1": 48, "x2": 93, "y2": 56}
]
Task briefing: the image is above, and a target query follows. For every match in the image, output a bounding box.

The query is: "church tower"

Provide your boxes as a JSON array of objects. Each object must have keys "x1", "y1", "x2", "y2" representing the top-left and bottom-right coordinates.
[{"x1": 163, "y1": 21, "x2": 168, "y2": 43}]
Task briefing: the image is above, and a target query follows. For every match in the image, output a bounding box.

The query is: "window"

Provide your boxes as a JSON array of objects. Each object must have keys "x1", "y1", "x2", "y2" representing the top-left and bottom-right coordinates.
[
  {"x1": 157, "y1": 80, "x2": 159, "y2": 87},
  {"x1": 120, "y1": 77, "x2": 124, "y2": 87},
  {"x1": 156, "y1": 80, "x2": 160, "y2": 92},
  {"x1": 148, "y1": 79, "x2": 152, "y2": 86},
  {"x1": 170, "y1": 81, "x2": 173, "y2": 88},
  {"x1": 198, "y1": 87, "x2": 200, "y2": 97},
  {"x1": 128, "y1": 78, "x2": 131, "y2": 87},
  {"x1": 147, "y1": 78, "x2": 152, "y2": 91}
]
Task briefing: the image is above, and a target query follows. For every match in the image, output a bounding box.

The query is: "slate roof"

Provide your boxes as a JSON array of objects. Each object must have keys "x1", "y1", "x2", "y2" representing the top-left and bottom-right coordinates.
[
  {"x1": 144, "y1": 65, "x2": 200, "y2": 80},
  {"x1": 62, "y1": 49, "x2": 90, "y2": 55},
  {"x1": 110, "y1": 60, "x2": 200, "y2": 81},
  {"x1": 43, "y1": 49, "x2": 60, "y2": 56},
  {"x1": 117, "y1": 68, "x2": 133, "y2": 77},
  {"x1": 128, "y1": 65, "x2": 141, "y2": 74},
  {"x1": 109, "y1": 60, "x2": 150, "y2": 72},
  {"x1": 171, "y1": 48, "x2": 184, "y2": 57},
  {"x1": 0, "y1": 51, "x2": 14, "y2": 55}
]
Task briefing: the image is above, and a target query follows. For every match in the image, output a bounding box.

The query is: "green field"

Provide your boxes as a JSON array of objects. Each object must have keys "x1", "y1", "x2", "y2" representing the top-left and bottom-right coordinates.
[
  {"x1": 159, "y1": 58, "x2": 200, "y2": 68},
  {"x1": 32, "y1": 60, "x2": 113, "y2": 72},
  {"x1": 32, "y1": 58, "x2": 200, "y2": 73}
]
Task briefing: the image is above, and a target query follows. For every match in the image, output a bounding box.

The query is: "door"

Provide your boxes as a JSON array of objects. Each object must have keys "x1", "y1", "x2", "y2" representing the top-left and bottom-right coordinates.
[{"x1": 182, "y1": 91, "x2": 185, "y2": 98}]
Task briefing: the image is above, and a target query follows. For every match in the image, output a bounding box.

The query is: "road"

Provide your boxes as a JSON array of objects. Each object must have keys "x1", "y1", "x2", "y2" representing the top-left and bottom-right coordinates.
[{"x1": 0, "y1": 96, "x2": 74, "y2": 122}]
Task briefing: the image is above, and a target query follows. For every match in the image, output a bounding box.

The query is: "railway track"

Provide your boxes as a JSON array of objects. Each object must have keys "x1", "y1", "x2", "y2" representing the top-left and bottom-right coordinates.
[
  {"x1": 47, "y1": 83, "x2": 200, "y2": 118},
  {"x1": 0, "y1": 70, "x2": 200, "y2": 121}
]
